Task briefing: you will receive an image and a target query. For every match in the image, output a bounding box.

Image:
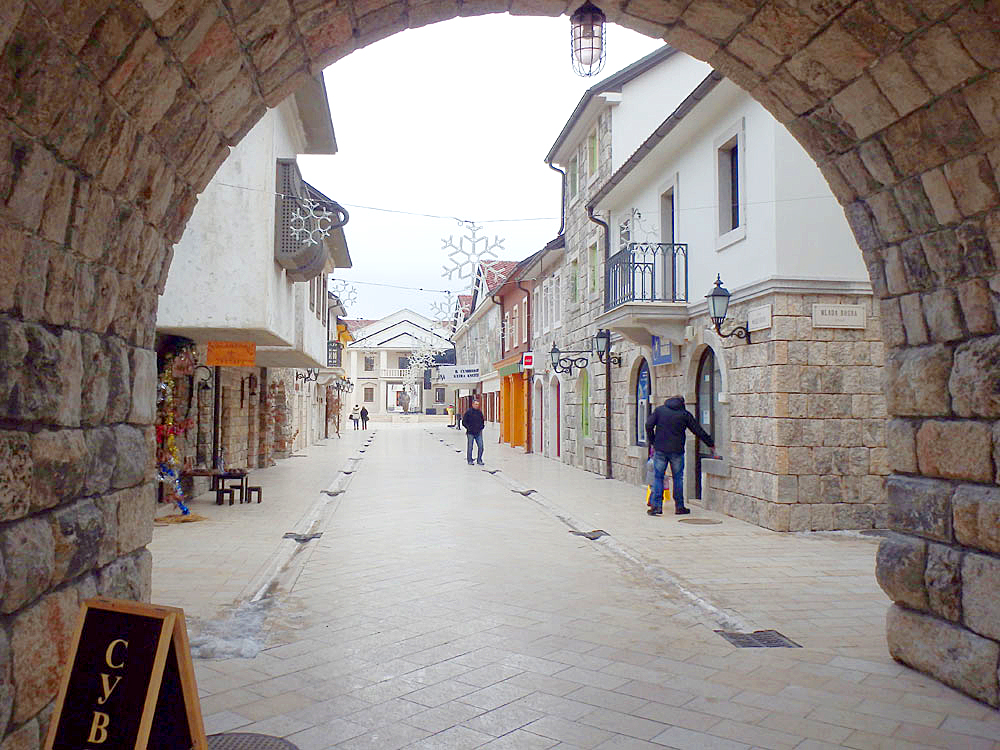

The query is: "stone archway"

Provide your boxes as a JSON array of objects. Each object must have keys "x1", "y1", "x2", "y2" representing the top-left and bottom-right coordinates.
[{"x1": 2, "y1": 0, "x2": 1000, "y2": 732}]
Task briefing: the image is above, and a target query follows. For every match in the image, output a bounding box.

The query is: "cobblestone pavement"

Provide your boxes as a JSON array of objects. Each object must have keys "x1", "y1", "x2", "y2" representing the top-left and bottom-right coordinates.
[{"x1": 150, "y1": 424, "x2": 1000, "y2": 749}]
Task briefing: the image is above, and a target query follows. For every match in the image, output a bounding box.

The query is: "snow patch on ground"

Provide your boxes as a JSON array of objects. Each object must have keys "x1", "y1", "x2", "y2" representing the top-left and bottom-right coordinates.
[{"x1": 188, "y1": 600, "x2": 273, "y2": 659}]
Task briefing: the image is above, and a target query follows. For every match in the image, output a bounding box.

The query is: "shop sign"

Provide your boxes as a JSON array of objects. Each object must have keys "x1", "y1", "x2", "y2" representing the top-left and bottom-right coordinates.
[
  {"x1": 44, "y1": 598, "x2": 207, "y2": 750},
  {"x1": 522, "y1": 352, "x2": 534, "y2": 369},
  {"x1": 206, "y1": 341, "x2": 256, "y2": 367},
  {"x1": 812, "y1": 304, "x2": 866, "y2": 329},
  {"x1": 650, "y1": 336, "x2": 672, "y2": 365},
  {"x1": 747, "y1": 304, "x2": 772, "y2": 332},
  {"x1": 497, "y1": 362, "x2": 523, "y2": 377},
  {"x1": 435, "y1": 365, "x2": 481, "y2": 383}
]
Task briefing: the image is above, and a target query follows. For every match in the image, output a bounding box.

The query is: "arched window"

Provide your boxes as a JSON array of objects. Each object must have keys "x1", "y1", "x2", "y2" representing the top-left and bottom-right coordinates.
[
  {"x1": 635, "y1": 359, "x2": 651, "y2": 445},
  {"x1": 580, "y1": 369, "x2": 590, "y2": 438}
]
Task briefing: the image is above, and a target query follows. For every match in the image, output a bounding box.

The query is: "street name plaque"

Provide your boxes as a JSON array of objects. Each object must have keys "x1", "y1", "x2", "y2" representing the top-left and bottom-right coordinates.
[
  {"x1": 44, "y1": 598, "x2": 207, "y2": 750},
  {"x1": 812, "y1": 303, "x2": 866, "y2": 329}
]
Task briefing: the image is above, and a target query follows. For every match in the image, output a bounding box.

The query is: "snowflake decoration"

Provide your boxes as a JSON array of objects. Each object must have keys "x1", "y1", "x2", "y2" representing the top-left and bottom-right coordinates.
[
  {"x1": 289, "y1": 199, "x2": 334, "y2": 246},
  {"x1": 429, "y1": 292, "x2": 456, "y2": 325},
  {"x1": 441, "y1": 221, "x2": 504, "y2": 287},
  {"x1": 403, "y1": 336, "x2": 447, "y2": 400},
  {"x1": 619, "y1": 208, "x2": 657, "y2": 250},
  {"x1": 329, "y1": 279, "x2": 358, "y2": 308}
]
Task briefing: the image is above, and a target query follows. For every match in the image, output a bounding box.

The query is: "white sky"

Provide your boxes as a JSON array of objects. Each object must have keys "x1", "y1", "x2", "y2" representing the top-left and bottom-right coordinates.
[{"x1": 298, "y1": 15, "x2": 663, "y2": 321}]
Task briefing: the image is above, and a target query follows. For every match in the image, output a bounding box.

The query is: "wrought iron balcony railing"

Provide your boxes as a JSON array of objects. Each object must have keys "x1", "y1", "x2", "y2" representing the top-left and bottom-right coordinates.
[{"x1": 605, "y1": 242, "x2": 688, "y2": 311}]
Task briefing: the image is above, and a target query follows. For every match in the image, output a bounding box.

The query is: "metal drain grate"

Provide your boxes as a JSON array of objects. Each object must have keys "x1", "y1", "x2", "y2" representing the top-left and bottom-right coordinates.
[
  {"x1": 282, "y1": 532, "x2": 322, "y2": 543},
  {"x1": 209, "y1": 733, "x2": 300, "y2": 750},
  {"x1": 569, "y1": 529, "x2": 609, "y2": 540},
  {"x1": 715, "y1": 629, "x2": 801, "y2": 648}
]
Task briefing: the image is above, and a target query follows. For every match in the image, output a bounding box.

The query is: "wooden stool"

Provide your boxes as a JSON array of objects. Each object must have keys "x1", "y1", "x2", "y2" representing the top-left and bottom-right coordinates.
[
  {"x1": 247, "y1": 486, "x2": 262, "y2": 503},
  {"x1": 215, "y1": 488, "x2": 234, "y2": 505}
]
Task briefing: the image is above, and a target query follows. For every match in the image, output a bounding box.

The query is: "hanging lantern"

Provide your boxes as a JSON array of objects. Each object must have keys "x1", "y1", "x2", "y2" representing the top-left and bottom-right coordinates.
[{"x1": 570, "y1": 2, "x2": 607, "y2": 77}]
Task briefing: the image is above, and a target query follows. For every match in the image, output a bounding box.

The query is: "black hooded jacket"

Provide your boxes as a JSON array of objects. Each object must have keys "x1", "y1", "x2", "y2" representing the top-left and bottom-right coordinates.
[
  {"x1": 462, "y1": 407, "x2": 485, "y2": 435},
  {"x1": 645, "y1": 396, "x2": 714, "y2": 454}
]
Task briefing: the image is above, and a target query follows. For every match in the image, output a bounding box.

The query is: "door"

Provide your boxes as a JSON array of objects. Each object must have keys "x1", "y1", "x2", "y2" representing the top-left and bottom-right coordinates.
[
  {"x1": 636, "y1": 360, "x2": 651, "y2": 447},
  {"x1": 695, "y1": 347, "x2": 720, "y2": 498},
  {"x1": 658, "y1": 189, "x2": 674, "y2": 300}
]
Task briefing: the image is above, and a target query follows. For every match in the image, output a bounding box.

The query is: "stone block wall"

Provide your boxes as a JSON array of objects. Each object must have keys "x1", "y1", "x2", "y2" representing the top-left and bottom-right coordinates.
[
  {"x1": 599, "y1": 289, "x2": 887, "y2": 532},
  {"x1": 706, "y1": 291, "x2": 888, "y2": 531}
]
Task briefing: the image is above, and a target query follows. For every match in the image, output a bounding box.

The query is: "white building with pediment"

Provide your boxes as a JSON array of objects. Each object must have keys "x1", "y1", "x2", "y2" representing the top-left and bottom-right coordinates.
[{"x1": 343, "y1": 310, "x2": 457, "y2": 420}]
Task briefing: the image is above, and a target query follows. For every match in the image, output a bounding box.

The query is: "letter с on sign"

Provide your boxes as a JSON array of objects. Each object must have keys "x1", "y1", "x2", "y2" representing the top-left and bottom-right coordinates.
[{"x1": 44, "y1": 598, "x2": 207, "y2": 750}]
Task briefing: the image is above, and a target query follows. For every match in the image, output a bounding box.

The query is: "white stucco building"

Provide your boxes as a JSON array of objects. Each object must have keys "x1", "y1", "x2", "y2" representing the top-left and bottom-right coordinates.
[
  {"x1": 343, "y1": 310, "x2": 456, "y2": 420},
  {"x1": 527, "y1": 47, "x2": 886, "y2": 531},
  {"x1": 157, "y1": 75, "x2": 352, "y2": 465}
]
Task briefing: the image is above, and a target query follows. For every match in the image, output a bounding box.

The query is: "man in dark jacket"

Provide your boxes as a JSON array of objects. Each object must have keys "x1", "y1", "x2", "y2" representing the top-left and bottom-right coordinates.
[
  {"x1": 461, "y1": 398, "x2": 486, "y2": 465},
  {"x1": 645, "y1": 396, "x2": 714, "y2": 515}
]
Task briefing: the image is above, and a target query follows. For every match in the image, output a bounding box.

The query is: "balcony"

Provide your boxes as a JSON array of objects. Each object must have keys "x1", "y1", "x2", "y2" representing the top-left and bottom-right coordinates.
[
  {"x1": 596, "y1": 242, "x2": 689, "y2": 346},
  {"x1": 380, "y1": 368, "x2": 409, "y2": 379}
]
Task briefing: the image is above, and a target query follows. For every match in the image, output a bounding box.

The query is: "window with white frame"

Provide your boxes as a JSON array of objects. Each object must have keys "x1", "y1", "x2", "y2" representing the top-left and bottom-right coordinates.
[
  {"x1": 363, "y1": 386, "x2": 374, "y2": 402},
  {"x1": 364, "y1": 355, "x2": 375, "y2": 372},
  {"x1": 554, "y1": 273, "x2": 562, "y2": 327},
  {"x1": 521, "y1": 301, "x2": 528, "y2": 344},
  {"x1": 578, "y1": 144, "x2": 587, "y2": 185},
  {"x1": 715, "y1": 119, "x2": 746, "y2": 247},
  {"x1": 587, "y1": 129, "x2": 599, "y2": 182},
  {"x1": 589, "y1": 242, "x2": 598, "y2": 293},
  {"x1": 435, "y1": 387, "x2": 445, "y2": 403},
  {"x1": 546, "y1": 278, "x2": 555, "y2": 330},
  {"x1": 513, "y1": 304, "x2": 520, "y2": 347},
  {"x1": 503, "y1": 312, "x2": 510, "y2": 352},
  {"x1": 568, "y1": 156, "x2": 579, "y2": 201}
]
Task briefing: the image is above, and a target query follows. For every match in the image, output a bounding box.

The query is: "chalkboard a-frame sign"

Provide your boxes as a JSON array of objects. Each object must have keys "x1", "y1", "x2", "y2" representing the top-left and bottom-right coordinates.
[{"x1": 43, "y1": 598, "x2": 208, "y2": 750}]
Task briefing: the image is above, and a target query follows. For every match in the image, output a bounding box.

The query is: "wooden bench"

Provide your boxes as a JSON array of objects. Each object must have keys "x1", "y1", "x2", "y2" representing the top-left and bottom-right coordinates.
[{"x1": 181, "y1": 469, "x2": 249, "y2": 505}]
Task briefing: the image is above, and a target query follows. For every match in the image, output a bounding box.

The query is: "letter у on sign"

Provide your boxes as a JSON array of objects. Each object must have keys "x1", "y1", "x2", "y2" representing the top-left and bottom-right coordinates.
[{"x1": 44, "y1": 598, "x2": 207, "y2": 750}]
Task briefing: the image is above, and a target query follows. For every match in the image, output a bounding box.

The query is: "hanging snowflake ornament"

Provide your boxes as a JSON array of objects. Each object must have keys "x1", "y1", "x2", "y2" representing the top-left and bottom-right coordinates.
[
  {"x1": 441, "y1": 221, "x2": 504, "y2": 287},
  {"x1": 289, "y1": 199, "x2": 334, "y2": 246},
  {"x1": 329, "y1": 279, "x2": 358, "y2": 307},
  {"x1": 429, "y1": 291, "x2": 456, "y2": 325}
]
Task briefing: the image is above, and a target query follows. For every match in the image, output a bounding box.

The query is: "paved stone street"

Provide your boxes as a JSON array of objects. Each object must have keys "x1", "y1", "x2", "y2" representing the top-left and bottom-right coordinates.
[{"x1": 150, "y1": 424, "x2": 1000, "y2": 749}]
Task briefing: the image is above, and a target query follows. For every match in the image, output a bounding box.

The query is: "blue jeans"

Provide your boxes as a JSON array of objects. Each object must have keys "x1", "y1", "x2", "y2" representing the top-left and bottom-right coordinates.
[
  {"x1": 466, "y1": 432, "x2": 484, "y2": 463},
  {"x1": 651, "y1": 450, "x2": 685, "y2": 512}
]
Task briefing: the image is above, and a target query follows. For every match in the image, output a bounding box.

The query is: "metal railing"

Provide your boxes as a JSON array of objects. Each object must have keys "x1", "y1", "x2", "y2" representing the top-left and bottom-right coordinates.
[{"x1": 605, "y1": 242, "x2": 688, "y2": 311}]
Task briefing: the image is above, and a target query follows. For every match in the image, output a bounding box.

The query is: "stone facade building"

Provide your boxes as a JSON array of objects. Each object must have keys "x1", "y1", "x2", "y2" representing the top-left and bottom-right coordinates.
[{"x1": 526, "y1": 47, "x2": 888, "y2": 531}]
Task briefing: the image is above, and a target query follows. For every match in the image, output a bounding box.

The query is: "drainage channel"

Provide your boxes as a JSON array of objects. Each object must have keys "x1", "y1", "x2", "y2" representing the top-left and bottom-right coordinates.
[
  {"x1": 242, "y1": 433, "x2": 375, "y2": 605},
  {"x1": 427, "y1": 428, "x2": 754, "y2": 634}
]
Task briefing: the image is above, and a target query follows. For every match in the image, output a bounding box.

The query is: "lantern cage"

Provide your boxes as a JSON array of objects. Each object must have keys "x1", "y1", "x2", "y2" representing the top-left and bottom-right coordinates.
[{"x1": 570, "y1": 2, "x2": 607, "y2": 77}]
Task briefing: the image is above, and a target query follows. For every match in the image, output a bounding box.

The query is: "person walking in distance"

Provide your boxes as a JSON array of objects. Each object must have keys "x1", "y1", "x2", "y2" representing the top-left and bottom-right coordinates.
[
  {"x1": 360, "y1": 406, "x2": 369, "y2": 430},
  {"x1": 462, "y1": 398, "x2": 486, "y2": 465},
  {"x1": 645, "y1": 396, "x2": 715, "y2": 516},
  {"x1": 349, "y1": 405, "x2": 361, "y2": 430}
]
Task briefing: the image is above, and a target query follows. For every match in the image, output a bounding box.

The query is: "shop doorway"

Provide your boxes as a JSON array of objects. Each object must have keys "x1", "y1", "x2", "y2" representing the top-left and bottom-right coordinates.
[{"x1": 695, "y1": 347, "x2": 720, "y2": 499}]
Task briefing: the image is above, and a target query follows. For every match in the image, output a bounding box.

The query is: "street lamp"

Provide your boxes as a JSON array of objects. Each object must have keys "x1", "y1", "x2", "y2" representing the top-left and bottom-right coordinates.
[
  {"x1": 570, "y1": 2, "x2": 606, "y2": 77},
  {"x1": 550, "y1": 342, "x2": 591, "y2": 375},
  {"x1": 706, "y1": 275, "x2": 750, "y2": 343},
  {"x1": 296, "y1": 368, "x2": 319, "y2": 382},
  {"x1": 593, "y1": 329, "x2": 622, "y2": 366}
]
